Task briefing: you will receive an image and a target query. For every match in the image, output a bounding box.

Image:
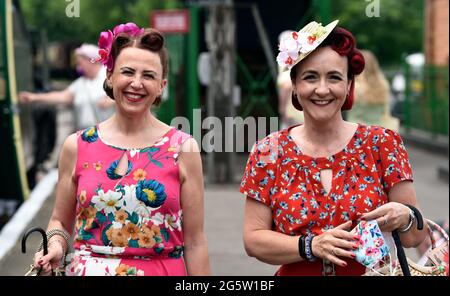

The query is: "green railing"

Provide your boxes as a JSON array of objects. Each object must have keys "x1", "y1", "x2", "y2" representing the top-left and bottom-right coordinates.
[
  {"x1": 237, "y1": 54, "x2": 275, "y2": 118},
  {"x1": 403, "y1": 63, "x2": 449, "y2": 136}
]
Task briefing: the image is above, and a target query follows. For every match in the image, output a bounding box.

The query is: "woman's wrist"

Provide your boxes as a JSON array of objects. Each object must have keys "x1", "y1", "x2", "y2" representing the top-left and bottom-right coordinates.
[
  {"x1": 48, "y1": 240, "x2": 65, "y2": 254},
  {"x1": 398, "y1": 206, "x2": 415, "y2": 233},
  {"x1": 48, "y1": 237, "x2": 67, "y2": 254},
  {"x1": 298, "y1": 236, "x2": 307, "y2": 259}
]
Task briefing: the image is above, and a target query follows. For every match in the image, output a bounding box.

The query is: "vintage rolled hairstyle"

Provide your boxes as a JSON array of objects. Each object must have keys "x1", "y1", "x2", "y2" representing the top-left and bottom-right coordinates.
[
  {"x1": 290, "y1": 27, "x2": 365, "y2": 111},
  {"x1": 103, "y1": 28, "x2": 168, "y2": 106}
]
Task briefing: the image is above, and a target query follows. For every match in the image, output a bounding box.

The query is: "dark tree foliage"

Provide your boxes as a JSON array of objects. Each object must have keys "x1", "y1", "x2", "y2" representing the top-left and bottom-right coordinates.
[{"x1": 331, "y1": 0, "x2": 424, "y2": 66}]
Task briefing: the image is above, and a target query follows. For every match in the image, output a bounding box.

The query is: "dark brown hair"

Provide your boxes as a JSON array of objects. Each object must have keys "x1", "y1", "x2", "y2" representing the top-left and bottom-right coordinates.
[
  {"x1": 290, "y1": 27, "x2": 365, "y2": 111},
  {"x1": 103, "y1": 28, "x2": 168, "y2": 106}
]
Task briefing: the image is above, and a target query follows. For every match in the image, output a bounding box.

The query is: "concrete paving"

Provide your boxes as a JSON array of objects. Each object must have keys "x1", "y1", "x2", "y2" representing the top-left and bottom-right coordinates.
[{"x1": 0, "y1": 142, "x2": 447, "y2": 276}]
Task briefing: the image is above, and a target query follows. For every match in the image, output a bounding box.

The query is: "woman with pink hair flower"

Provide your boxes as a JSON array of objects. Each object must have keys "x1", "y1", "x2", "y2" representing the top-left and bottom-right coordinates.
[
  {"x1": 241, "y1": 20, "x2": 428, "y2": 276},
  {"x1": 31, "y1": 23, "x2": 210, "y2": 276}
]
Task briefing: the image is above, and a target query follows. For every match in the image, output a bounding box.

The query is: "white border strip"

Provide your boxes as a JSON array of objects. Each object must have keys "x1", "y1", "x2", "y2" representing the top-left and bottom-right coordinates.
[{"x1": 0, "y1": 169, "x2": 58, "y2": 260}]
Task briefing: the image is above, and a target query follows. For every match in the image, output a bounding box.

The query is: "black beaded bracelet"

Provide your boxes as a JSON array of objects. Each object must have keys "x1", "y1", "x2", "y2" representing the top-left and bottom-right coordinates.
[{"x1": 298, "y1": 236, "x2": 307, "y2": 259}]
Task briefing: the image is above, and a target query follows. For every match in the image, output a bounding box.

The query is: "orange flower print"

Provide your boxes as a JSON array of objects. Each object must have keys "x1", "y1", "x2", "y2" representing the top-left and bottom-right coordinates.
[
  {"x1": 141, "y1": 224, "x2": 153, "y2": 236},
  {"x1": 106, "y1": 226, "x2": 114, "y2": 241},
  {"x1": 114, "y1": 210, "x2": 128, "y2": 224},
  {"x1": 124, "y1": 223, "x2": 140, "y2": 240},
  {"x1": 94, "y1": 161, "x2": 102, "y2": 171},
  {"x1": 115, "y1": 264, "x2": 143, "y2": 276},
  {"x1": 133, "y1": 168, "x2": 147, "y2": 181},
  {"x1": 115, "y1": 264, "x2": 130, "y2": 276},
  {"x1": 151, "y1": 224, "x2": 161, "y2": 236},
  {"x1": 76, "y1": 206, "x2": 96, "y2": 231},
  {"x1": 78, "y1": 190, "x2": 87, "y2": 205},
  {"x1": 83, "y1": 162, "x2": 89, "y2": 169},
  {"x1": 168, "y1": 147, "x2": 178, "y2": 152},
  {"x1": 138, "y1": 231, "x2": 156, "y2": 248},
  {"x1": 109, "y1": 228, "x2": 129, "y2": 247}
]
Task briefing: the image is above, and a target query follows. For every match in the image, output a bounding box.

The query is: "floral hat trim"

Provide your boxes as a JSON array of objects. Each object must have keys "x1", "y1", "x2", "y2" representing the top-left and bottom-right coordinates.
[
  {"x1": 276, "y1": 20, "x2": 339, "y2": 72},
  {"x1": 93, "y1": 22, "x2": 145, "y2": 71}
]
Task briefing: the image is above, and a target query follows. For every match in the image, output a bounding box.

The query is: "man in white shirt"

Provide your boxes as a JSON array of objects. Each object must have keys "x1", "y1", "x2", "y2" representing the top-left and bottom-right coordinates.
[{"x1": 19, "y1": 43, "x2": 115, "y2": 130}]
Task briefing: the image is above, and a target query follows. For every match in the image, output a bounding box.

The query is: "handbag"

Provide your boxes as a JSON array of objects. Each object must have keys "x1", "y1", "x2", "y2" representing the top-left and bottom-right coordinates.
[
  {"x1": 22, "y1": 227, "x2": 66, "y2": 276},
  {"x1": 364, "y1": 219, "x2": 449, "y2": 276}
]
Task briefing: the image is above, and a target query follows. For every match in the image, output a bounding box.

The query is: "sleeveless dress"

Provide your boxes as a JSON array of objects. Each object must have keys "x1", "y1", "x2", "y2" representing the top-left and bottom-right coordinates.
[{"x1": 65, "y1": 125, "x2": 191, "y2": 276}]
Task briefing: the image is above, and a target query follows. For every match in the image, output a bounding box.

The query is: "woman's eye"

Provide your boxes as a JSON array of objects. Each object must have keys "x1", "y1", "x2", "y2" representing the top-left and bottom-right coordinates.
[
  {"x1": 330, "y1": 75, "x2": 342, "y2": 81},
  {"x1": 303, "y1": 75, "x2": 316, "y2": 80}
]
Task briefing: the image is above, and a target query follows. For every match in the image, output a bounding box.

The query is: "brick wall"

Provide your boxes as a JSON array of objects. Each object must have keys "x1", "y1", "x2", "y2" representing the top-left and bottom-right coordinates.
[{"x1": 425, "y1": 0, "x2": 449, "y2": 65}]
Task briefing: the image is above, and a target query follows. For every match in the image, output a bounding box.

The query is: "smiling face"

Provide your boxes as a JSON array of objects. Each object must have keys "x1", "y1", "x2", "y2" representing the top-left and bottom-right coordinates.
[
  {"x1": 293, "y1": 46, "x2": 351, "y2": 123},
  {"x1": 107, "y1": 46, "x2": 166, "y2": 117}
]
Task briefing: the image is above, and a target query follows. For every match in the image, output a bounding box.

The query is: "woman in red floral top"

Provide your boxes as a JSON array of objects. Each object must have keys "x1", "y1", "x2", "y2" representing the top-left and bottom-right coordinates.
[{"x1": 240, "y1": 20, "x2": 428, "y2": 276}]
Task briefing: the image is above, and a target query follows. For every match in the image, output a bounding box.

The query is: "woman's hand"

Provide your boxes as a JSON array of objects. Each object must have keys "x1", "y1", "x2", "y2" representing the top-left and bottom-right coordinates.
[
  {"x1": 32, "y1": 241, "x2": 65, "y2": 276},
  {"x1": 360, "y1": 202, "x2": 410, "y2": 232},
  {"x1": 311, "y1": 221, "x2": 359, "y2": 267}
]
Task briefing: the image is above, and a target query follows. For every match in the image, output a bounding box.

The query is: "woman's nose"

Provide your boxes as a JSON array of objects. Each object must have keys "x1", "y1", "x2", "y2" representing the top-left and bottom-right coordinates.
[
  {"x1": 315, "y1": 81, "x2": 330, "y2": 97},
  {"x1": 130, "y1": 77, "x2": 143, "y2": 89}
]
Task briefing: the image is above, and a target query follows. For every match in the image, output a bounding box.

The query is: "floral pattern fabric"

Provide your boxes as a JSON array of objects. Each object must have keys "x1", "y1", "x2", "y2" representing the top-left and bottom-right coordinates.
[
  {"x1": 240, "y1": 124, "x2": 413, "y2": 275},
  {"x1": 350, "y1": 220, "x2": 390, "y2": 268},
  {"x1": 66, "y1": 125, "x2": 191, "y2": 276}
]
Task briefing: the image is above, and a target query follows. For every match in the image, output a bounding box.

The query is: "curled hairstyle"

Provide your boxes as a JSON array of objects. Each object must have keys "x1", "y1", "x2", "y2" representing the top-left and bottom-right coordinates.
[
  {"x1": 103, "y1": 28, "x2": 168, "y2": 106},
  {"x1": 290, "y1": 27, "x2": 365, "y2": 111}
]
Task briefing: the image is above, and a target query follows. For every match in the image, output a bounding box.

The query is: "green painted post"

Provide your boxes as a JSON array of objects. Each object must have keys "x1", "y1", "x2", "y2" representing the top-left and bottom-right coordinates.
[
  {"x1": 0, "y1": 0, "x2": 29, "y2": 209},
  {"x1": 186, "y1": 5, "x2": 200, "y2": 130}
]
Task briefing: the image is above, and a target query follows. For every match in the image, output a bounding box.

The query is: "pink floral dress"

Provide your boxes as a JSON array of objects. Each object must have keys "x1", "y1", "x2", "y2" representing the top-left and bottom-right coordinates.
[{"x1": 65, "y1": 125, "x2": 191, "y2": 276}]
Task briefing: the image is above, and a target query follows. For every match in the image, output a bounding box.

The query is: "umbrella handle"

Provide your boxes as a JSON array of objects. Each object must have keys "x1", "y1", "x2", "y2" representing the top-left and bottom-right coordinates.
[
  {"x1": 406, "y1": 205, "x2": 424, "y2": 230},
  {"x1": 21, "y1": 227, "x2": 48, "y2": 256},
  {"x1": 392, "y1": 205, "x2": 424, "y2": 276},
  {"x1": 392, "y1": 230, "x2": 411, "y2": 276}
]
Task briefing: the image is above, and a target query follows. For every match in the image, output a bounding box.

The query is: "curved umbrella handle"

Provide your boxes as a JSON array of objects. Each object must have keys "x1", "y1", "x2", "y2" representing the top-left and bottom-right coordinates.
[
  {"x1": 391, "y1": 205, "x2": 424, "y2": 276},
  {"x1": 21, "y1": 227, "x2": 48, "y2": 255}
]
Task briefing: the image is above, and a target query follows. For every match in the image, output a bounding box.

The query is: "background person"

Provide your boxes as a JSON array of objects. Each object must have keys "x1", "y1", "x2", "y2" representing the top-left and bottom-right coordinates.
[
  {"x1": 346, "y1": 49, "x2": 399, "y2": 131},
  {"x1": 31, "y1": 23, "x2": 210, "y2": 276},
  {"x1": 19, "y1": 43, "x2": 115, "y2": 131},
  {"x1": 241, "y1": 20, "x2": 428, "y2": 276}
]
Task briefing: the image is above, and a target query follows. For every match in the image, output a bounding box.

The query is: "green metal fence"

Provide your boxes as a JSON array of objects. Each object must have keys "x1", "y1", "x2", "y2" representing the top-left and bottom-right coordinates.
[{"x1": 403, "y1": 63, "x2": 449, "y2": 136}]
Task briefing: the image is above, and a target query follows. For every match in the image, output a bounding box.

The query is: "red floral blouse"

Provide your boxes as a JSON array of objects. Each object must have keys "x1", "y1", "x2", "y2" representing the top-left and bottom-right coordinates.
[{"x1": 240, "y1": 124, "x2": 413, "y2": 275}]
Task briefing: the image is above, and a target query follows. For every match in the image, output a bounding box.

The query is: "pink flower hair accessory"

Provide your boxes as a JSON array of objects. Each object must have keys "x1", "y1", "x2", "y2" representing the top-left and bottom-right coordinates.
[{"x1": 93, "y1": 22, "x2": 145, "y2": 71}]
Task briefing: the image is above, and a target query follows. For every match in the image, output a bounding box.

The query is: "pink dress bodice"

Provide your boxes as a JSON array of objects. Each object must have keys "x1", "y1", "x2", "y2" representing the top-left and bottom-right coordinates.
[{"x1": 66, "y1": 125, "x2": 191, "y2": 276}]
